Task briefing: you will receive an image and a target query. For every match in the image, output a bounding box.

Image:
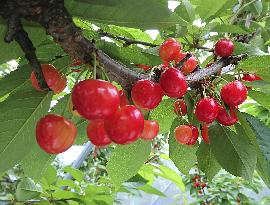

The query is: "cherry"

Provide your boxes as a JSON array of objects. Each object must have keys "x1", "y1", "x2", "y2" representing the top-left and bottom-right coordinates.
[
  {"x1": 214, "y1": 39, "x2": 234, "y2": 57},
  {"x1": 201, "y1": 124, "x2": 210, "y2": 144},
  {"x1": 70, "y1": 60, "x2": 82, "y2": 67},
  {"x1": 198, "y1": 190, "x2": 203, "y2": 194},
  {"x1": 51, "y1": 74, "x2": 67, "y2": 94},
  {"x1": 174, "y1": 125, "x2": 193, "y2": 145},
  {"x1": 72, "y1": 79, "x2": 120, "y2": 120},
  {"x1": 119, "y1": 90, "x2": 130, "y2": 107},
  {"x1": 192, "y1": 175, "x2": 200, "y2": 181},
  {"x1": 131, "y1": 80, "x2": 163, "y2": 109},
  {"x1": 140, "y1": 120, "x2": 159, "y2": 140},
  {"x1": 87, "y1": 120, "x2": 112, "y2": 147},
  {"x1": 173, "y1": 99, "x2": 187, "y2": 116},
  {"x1": 217, "y1": 106, "x2": 238, "y2": 126},
  {"x1": 30, "y1": 64, "x2": 61, "y2": 91},
  {"x1": 201, "y1": 183, "x2": 207, "y2": 188},
  {"x1": 242, "y1": 74, "x2": 262, "y2": 81},
  {"x1": 160, "y1": 68, "x2": 188, "y2": 98},
  {"x1": 104, "y1": 105, "x2": 144, "y2": 144},
  {"x1": 195, "y1": 98, "x2": 219, "y2": 123},
  {"x1": 134, "y1": 64, "x2": 152, "y2": 71},
  {"x1": 159, "y1": 38, "x2": 182, "y2": 63},
  {"x1": 36, "y1": 114, "x2": 77, "y2": 154},
  {"x1": 193, "y1": 181, "x2": 201, "y2": 188},
  {"x1": 174, "y1": 52, "x2": 186, "y2": 64},
  {"x1": 181, "y1": 55, "x2": 198, "y2": 75},
  {"x1": 186, "y1": 125, "x2": 199, "y2": 145},
  {"x1": 221, "y1": 80, "x2": 247, "y2": 107}
]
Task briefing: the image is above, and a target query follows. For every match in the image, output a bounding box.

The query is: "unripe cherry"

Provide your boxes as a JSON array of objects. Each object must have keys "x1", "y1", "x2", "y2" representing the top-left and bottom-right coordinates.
[
  {"x1": 131, "y1": 80, "x2": 163, "y2": 109},
  {"x1": 104, "y1": 105, "x2": 144, "y2": 144},
  {"x1": 51, "y1": 74, "x2": 67, "y2": 94},
  {"x1": 181, "y1": 55, "x2": 198, "y2": 75},
  {"x1": 140, "y1": 120, "x2": 159, "y2": 140},
  {"x1": 36, "y1": 114, "x2": 77, "y2": 154},
  {"x1": 174, "y1": 125, "x2": 193, "y2": 145},
  {"x1": 160, "y1": 68, "x2": 187, "y2": 98},
  {"x1": 173, "y1": 99, "x2": 187, "y2": 116},
  {"x1": 221, "y1": 80, "x2": 247, "y2": 107},
  {"x1": 159, "y1": 38, "x2": 182, "y2": 63},
  {"x1": 214, "y1": 39, "x2": 234, "y2": 57},
  {"x1": 72, "y1": 79, "x2": 120, "y2": 120},
  {"x1": 195, "y1": 98, "x2": 219, "y2": 123},
  {"x1": 87, "y1": 120, "x2": 112, "y2": 147},
  {"x1": 217, "y1": 106, "x2": 238, "y2": 126}
]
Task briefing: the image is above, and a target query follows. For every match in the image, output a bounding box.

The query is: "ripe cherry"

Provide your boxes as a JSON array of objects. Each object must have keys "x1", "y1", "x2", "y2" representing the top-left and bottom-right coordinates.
[
  {"x1": 87, "y1": 120, "x2": 112, "y2": 147},
  {"x1": 104, "y1": 105, "x2": 144, "y2": 144},
  {"x1": 140, "y1": 120, "x2": 159, "y2": 140},
  {"x1": 72, "y1": 79, "x2": 120, "y2": 120},
  {"x1": 51, "y1": 75, "x2": 67, "y2": 94},
  {"x1": 173, "y1": 99, "x2": 187, "y2": 116},
  {"x1": 193, "y1": 181, "x2": 201, "y2": 188},
  {"x1": 221, "y1": 80, "x2": 247, "y2": 107},
  {"x1": 192, "y1": 175, "x2": 200, "y2": 181},
  {"x1": 174, "y1": 125, "x2": 193, "y2": 145},
  {"x1": 36, "y1": 114, "x2": 77, "y2": 154},
  {"x1": 181, "y1": 55, "x2": 198, "y2": 75},
  {"x1": 214, "y1": 39, "x2": 234, "y2": 57},
  {"x1": 30, "y1": 64, "x2": 61, "y2": 91},
  {"x1": 217, "y1": 106, "x2": 238, "y2": 126},
  {"x1": 70, "y1": 60, "x2": 82, "y2": 67},
  {"x1": 159, "y1": 38, "x2": 182, "y2": 63},
  {"x1": 119, "y1": 90, "x2": 130, "y2": 107},
  {"x1": 131, "y1": 80, "x2": 163, "y2": 109},
  {"x1": 160, "y1": 68, "x2": 188, "y2": 98},
  {"x1": 201, "y1": 124, "x2": 210, "y2": 144},
  {"x1": 187, "y1": 125, "x2": 199, "y2": 145},
  {"x1": 134, "y1": 64, "x2": 152, "y2": 71},
  {"x1": 195, "y1": 98, "x2": 219, "y2": 123},
  {"x1": 242, "y1": 74, "x2": 262, "y2": 81},
  {"x1": 201, "y1": 183, "x2": 207, "y2": 188},
  {"x1": 174, "y1": 52, "x2": 186, "y2": 64}
]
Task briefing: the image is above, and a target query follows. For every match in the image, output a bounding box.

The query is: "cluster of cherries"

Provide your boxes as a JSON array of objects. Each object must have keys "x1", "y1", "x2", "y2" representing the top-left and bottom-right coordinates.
[
  {"x1": 32, "y1": 37, "x2": 261, "y2": 154},
  {"x1": 192, "y1": 175, "x2": 207, "y2": 195}
]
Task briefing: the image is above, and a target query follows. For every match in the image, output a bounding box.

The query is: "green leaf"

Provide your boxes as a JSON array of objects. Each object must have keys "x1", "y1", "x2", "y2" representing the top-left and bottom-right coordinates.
[
  {"x1": 0, "y1": 83, "x2": 52, "y2": 172},
  {"x1": 238, "y1": 113, "x2": 270, "y2": 187},
  {"x1": 15, "y1": 178, "x2": 42, "y2": 202},
  {"x1": 196, "y1": 0, "x2": 230, "y2": 22},
  {"x1": 209, "y1": 122, "x2": 257, "y2": 180},
  {"x1": 138, "y1": 184, "x2": 166, "y2": 197},
  {"x1": 63, "y1": 166, "x2": 84, "y2": 182},
  {"x1": 0, "y1": 65, "x2": 32, "y2": 98},
  {"x1": 211, "y1": 25, "x2": 248, "y2": 34},
  {"x1": 175, "y1": 0, "x2": 195, "y2": 23},
  {"x1": 43, "y1": 165, "x2": 57, "y2": 185},
  {"x1": 196, "y1": 143, "x2": 221, "y2": 180},
  {"x1": 107, "y1": 139, "x2": 151, "y2": 186},
  {"x1": 149, "y1": 98, "x2": 177, "y2": 134},
  {"x1": 66, "y1": 0, "x2": 185, "y2": 29},
  {"x1": 169, "y1": 118, "x2": 198, "y2": 175},
  {"x1": 57, "y1": 179, "x2": 81, "y2": 191},
  {"x1": 244, "y1": 80, "x2": 270, "y2": 94},
  {"x1": 237, "y1": 56, "x2": 270, "y2": 82},
  {"x1": 233, "y1": 41, "x2": 267, "y2": 56},
  {"x1": 248, "y1": 90, "x2": 270, "y2": 111}
]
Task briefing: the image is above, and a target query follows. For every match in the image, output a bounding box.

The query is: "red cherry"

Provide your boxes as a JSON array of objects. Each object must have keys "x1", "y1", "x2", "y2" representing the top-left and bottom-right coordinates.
[
  {"x1": 195, "y1": 98, "x2": 219, "y2": 123},
  {"x1": 221, "y1": 80, "x2": 247, "y2": 107},
  {"x1": 119, "y1": 90, "x2": 130, "y2": 107},
  {"x1": 201, "y1": 124, "x2": 210, "y2": 144},
  {"x1": 173, "y1": 99, "x2": 187, "y2": 116},
  {"x1": 174, "y1": 125, "x2": 193, "y2": 145},
  {"x1": 160, "y1": 68, "x2": 188, "y2": 98},
  {"x1": 201, "y1": 183, "x2": 207, "y2": 188},
  {"x1": 36, "y1": 114, "x2": 77, "y2": 154},
  {"x1": 131, "y1": 80, "x2": 163, "y2": 109},
  {"x1": 87, "y1": 120, "x2": 112, "y2": 147},
  {"x1": 186, "y1": 125, "x2": 199, "y2": 145},
  {"x1": 70, "y1": 60, "x2": 82, "y2": 67},
  {"x1": 192, "y1": 175, "x2": 200, "y2": 181},
  {"x1": 214, "y1": 39, "x2": 234, "y2": 57},
  {"x1": 159, "y1": 38, "x2": 182, "y2": 63},
  {"x1": 217, "y1": 106, "x2": 238, "y2": 126},
  {"x1": 242, "y1": 74, "x2": 262, "y2": 81},
  {"x1": 198, "y1": 190, "x2": 203, "y2": 194},
  {"x1": 181, "y1": 55, "x2": 198, "y2": 75},
  {"x1": 51, "y1": 75, "x2": 67, "y2": 94},
  {"x1": 134, "y1": 64, "x2": 152, "y2": 71},
  {"x1": 140, "y1": 120, "x2": 159, "y2": 140},
  {"x1": 104, "y1": 105, "x2": 144, "y2": 144},
  {"x1": 174, "y1": 52, "x2": 186, "y2": 64},
  {"x1": 193, "y1": 181, "x2": 201, "y2": 188},
  {"x1": 30, "y1": 64, "x2": 61, "y2": 91},
  {"x1": 72, "y1": 79, "x2": 120, "y2": 120}
]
